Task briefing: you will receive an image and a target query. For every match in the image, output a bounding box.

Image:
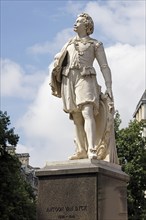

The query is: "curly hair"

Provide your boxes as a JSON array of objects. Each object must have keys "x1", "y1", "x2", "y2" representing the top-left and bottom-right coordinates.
[{"x1": 77, "y1": 13, "x2": 94, "y2": 35}]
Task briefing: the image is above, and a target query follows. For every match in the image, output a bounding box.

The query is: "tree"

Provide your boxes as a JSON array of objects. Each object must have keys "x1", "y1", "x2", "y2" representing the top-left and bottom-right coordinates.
[
  {"x1": 0, "y1": 111, "x2": 19, "y2": 154},
  {"x1": 115, "y1": 112, "x2": 146, "y2": 219},
  {"x1": 0, "y1": 111, "x2": 36, "y2": 219}
]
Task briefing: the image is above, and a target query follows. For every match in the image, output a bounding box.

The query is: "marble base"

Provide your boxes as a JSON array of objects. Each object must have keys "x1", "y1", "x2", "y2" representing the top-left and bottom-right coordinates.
[{"x1": 36, "y1": 159, "x2": 129, "y2": 220}]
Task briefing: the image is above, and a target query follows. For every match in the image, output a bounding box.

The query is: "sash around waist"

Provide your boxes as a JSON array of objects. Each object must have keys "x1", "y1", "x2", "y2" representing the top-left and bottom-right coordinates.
[{"x1": 62, "y1": 66, "x2": 96, "y2": 76}]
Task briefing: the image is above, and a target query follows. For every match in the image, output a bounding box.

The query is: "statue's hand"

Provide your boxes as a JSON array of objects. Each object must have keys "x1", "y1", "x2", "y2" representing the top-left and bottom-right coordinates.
[
  {"x1": 105, "y1": 88, "x2": 114, "y2": 113},
  {"x1": 105, "y1": 88, "x2": 113, "y2": 100}
]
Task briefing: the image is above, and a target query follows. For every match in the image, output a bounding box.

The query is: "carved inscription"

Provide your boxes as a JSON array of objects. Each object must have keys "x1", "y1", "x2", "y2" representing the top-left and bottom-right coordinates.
[{"x1": 46, "y1": 205, "x2": 88, "y2": 219}]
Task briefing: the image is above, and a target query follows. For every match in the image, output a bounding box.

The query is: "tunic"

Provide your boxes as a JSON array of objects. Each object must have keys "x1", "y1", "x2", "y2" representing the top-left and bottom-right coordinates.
[{"x1": 60, "y1": 36, "x2": 111, "y2": 115}]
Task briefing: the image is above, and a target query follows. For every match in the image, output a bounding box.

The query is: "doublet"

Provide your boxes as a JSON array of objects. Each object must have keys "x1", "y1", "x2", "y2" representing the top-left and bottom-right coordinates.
[
  {"x1": 62, "y1": 37, "x2": 107, "y2": 77},
  {"x1": 50, "y1": 36, "x2": 111, "y2": 99}
]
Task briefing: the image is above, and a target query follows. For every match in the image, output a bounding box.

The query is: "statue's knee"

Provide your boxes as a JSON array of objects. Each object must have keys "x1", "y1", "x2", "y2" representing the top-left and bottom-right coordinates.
[
  {"x1": 72, "y1": 113, "x2": 83, "y2": 125},
  {"x1": 82, "y1": 104, "x2": 94, "y2": 119}
]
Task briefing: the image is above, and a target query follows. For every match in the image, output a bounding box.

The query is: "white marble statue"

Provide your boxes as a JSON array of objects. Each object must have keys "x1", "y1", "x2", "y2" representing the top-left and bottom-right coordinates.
[{"x1": 50, "y1": 13, "x2": 118, "y2": 164}]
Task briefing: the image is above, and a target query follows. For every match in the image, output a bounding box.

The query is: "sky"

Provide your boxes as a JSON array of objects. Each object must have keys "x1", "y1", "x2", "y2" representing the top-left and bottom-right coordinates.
[{"x1": 1, "y1": 0, "x2": 146, "y2": 168}]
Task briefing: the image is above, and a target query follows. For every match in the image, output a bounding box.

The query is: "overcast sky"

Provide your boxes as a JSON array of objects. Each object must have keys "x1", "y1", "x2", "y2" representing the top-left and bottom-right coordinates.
[{"x1": 1, "y1": 0, "x2": 145, "y2": 168}]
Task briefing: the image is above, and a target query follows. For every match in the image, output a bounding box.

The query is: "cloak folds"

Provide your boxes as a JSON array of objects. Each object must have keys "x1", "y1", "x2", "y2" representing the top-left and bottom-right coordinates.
[{"x1": 50, "y1": 40, "x2": 71, "y2": 98}]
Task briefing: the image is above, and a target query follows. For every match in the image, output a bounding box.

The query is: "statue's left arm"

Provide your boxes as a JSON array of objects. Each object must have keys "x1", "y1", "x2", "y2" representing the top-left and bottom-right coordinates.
[{"x1": 95, "y1": 42, "x2": 113, "y2": 99}]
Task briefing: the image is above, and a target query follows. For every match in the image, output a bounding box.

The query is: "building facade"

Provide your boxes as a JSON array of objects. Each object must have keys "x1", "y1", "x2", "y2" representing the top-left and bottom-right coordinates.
[
  {"x1": 133, "y1": 90, "x2": 146, "y2": 136},
  {"x1": 6, "y1": 147, "x2": 39, "y2": 195}
]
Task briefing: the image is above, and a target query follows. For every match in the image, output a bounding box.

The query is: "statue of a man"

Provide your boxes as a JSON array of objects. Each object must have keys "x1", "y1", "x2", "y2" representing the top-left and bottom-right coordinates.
[{"x1": 50, "y1": 13, "x2": 118, "y2": 163}]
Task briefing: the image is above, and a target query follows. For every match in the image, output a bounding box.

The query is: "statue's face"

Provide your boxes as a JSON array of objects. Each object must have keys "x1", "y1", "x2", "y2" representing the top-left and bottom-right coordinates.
[{"x1": 74, "y1": 16, "x2": 86, "y2": 34}]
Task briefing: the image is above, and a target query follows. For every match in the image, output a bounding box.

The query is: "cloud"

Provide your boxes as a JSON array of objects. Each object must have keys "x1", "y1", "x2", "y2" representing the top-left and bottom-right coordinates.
[
  {"x1": 95, "y1": 43, "x2": 145, "y2": 127},
  {"x1": 87, "y1": 1, "x2": 145, "y2": 45},
  {"x1": 27, "y1": 28, "x2": 74, "y2": 55},
  {"x1": 65, "y1": 1, "x2": 85, "y2": 16},
  {"x1": 17, "y1": 43, "x2": 145, "y2": 167},
  {"x1": 1, "y1": 59, "x2": 47, "y2": 99},
  {"x1": 65, "y1": 1, "x2": 145, "y2": 45},
  {"x1": 4, "y1": 1, "x2": 144, "y2": 168},
  {"x1": 106, "y1": 44, "x2": 145, "y2": 127},
  {"x1": 17, "y1": 64, "x2": 75, "y2": 167},
  {"x1": 16, "y1": 143, "x2": 33, "y2": 154},
  {"x1": 27, "y1": 1, "x2": 145, "y2": 58}
]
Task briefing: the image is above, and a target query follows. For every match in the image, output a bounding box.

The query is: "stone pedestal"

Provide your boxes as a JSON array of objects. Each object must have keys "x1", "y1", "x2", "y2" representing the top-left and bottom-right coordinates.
[{"x1": 36, "y1": 159, "x2": 129, "y2": 220}]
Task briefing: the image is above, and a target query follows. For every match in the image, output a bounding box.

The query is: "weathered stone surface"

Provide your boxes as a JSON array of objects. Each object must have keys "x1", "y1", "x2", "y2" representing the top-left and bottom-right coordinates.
[
  {"x1": 36, "y1": 159, "x2": 129, "y2": 220},
  {"x1": 50, "y1": 12, "x2": 118, "y2": 163}
]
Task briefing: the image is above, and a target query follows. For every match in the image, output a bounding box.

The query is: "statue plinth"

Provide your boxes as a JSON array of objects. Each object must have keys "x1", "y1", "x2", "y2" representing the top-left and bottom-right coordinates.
[{"x1": 36, "y1": 159, "x2": 129, "y2": 220}]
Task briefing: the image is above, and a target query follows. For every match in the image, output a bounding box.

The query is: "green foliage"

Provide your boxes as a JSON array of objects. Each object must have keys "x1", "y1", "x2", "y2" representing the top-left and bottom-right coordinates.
[
  {"x1": 0, "y1": 153, "x2": 36, "y2": 220},
  {"x1": 115, "y1": 113, "x2": 146, "y2": 219},
  {"x1": 0, "y1": 111, "x2": 36, "y2": 219},
  {"x1": 0, "y1": 111, "x2": 19, "y2": 154}
]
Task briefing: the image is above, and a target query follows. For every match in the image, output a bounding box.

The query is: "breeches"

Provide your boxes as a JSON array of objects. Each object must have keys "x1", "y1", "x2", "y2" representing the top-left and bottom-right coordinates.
[{"x1": 61, "y1": 69, "x2": 100, "y2": 115}]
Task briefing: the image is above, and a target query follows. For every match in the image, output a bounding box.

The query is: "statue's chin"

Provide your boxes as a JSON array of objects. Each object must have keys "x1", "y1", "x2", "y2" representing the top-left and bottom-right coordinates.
[{"x1": 73, "y1": 28, "x2": 77, "y2": 32}]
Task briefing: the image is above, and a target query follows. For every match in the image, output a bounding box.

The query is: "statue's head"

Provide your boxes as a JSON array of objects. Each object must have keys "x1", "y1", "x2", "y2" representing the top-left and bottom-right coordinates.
[{"x1": 77, "y1": 13, "x2": 94, "y2": 35}]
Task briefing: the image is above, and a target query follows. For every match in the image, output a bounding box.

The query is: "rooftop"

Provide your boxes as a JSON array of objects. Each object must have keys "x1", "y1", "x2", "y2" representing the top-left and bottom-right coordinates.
[{"x1": 133, "y1": 90, "x2": 146, "y2": 118}]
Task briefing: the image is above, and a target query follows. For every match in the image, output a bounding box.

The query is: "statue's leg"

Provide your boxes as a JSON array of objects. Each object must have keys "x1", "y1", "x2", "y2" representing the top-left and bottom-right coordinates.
[
  {"x1": 81, "y1": 103, "x2": 97, "y2": 159},
  {"x1": 68, "y1": 112, "x2": 88, "y2": 160}
]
